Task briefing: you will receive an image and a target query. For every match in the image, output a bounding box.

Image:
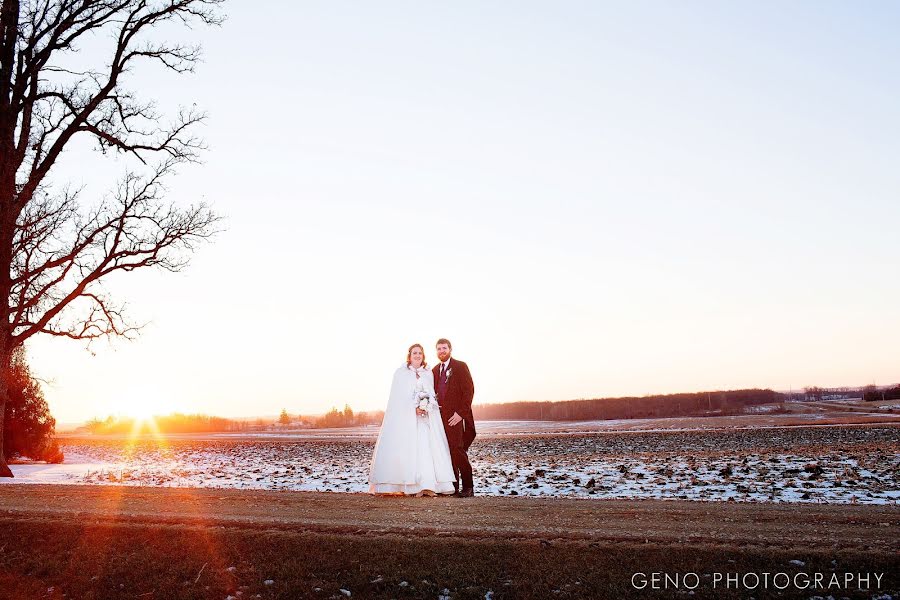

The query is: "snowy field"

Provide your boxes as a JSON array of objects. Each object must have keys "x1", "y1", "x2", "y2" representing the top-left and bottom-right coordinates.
[{"x1": 4, "y1": 423, "x2": 899, "y2": 505}]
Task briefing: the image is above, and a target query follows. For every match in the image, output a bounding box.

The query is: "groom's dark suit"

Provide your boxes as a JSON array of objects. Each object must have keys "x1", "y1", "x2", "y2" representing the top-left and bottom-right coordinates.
[{"x1": 433, "y1": 357, "x2": 476, "y2": 491}]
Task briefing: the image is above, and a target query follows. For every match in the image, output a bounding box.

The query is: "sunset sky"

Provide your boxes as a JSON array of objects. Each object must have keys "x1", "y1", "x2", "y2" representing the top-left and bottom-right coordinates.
[{"x1": 25, "y1": 2, "x2": 899, "y2": 424}]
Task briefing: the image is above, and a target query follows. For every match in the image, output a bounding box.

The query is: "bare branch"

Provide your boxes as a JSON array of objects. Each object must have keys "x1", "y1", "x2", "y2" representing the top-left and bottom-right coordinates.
[
  {"x1": 10, "y1": 158, "x2": 221, "y2": 345},
  {"x1": 9, "y1": 0, "x2": 225, "y2": 208}
]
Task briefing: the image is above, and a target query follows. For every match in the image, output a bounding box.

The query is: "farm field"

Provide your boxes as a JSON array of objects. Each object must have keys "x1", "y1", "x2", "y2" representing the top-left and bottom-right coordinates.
[{"x1": 6, "y1": 421, "x2": 899, "y2": 505}]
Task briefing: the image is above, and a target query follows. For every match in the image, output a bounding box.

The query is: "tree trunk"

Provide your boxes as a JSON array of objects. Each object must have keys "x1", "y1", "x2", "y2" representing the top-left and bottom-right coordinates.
[
  {"x1": 0, "y1": 346, "x2": 11, "y2": 477},
  {"x1": 0, "y1": 0, "x2": 20, "y2": 478},
  {"x1": 0, "y1": 212, "x2": 12, "y2": 477},
  {"x1": 0, "y1": 142, "x2": 15, "y2": 478}
]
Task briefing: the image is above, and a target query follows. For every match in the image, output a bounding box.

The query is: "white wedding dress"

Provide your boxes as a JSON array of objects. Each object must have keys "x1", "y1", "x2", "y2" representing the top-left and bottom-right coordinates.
[{"x1": 368, "y1": 364, "x2": 456, "y2": 495}]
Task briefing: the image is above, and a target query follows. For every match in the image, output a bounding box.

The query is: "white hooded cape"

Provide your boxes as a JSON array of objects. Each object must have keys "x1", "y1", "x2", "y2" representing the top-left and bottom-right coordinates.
[{"x1": 368, "y1": 364, "x2": 455, "y2": 494}]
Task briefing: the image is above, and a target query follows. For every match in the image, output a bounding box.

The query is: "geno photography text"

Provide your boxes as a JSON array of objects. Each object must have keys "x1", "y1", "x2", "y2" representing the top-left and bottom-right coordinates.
[{"x1": 632, "y1": 571, "x2": 886, "y2": 591}]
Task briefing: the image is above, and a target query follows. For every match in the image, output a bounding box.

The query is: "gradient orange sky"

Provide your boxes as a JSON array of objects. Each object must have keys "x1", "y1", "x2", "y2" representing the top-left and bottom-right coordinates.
[{"x1": 25, "y1": 2, "x2": 900, "y2": 423}]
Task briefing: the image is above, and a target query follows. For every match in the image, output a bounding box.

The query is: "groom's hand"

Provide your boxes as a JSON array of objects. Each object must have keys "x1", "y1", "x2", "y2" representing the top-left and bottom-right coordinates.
[{"x1": 447, "y1": 412, "x2": 462, "y2": 426}]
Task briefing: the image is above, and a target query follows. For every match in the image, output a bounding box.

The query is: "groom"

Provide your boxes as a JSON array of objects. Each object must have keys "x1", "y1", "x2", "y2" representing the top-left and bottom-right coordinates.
[{"x1": 433, "y1": 338, "x2": 476, "y2": 497}]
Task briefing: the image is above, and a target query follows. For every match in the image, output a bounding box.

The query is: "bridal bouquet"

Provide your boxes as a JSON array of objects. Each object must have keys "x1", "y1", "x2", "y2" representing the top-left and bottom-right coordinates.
[{"x1": 416, "y1": 390, "x2": 436, "y2": 416}]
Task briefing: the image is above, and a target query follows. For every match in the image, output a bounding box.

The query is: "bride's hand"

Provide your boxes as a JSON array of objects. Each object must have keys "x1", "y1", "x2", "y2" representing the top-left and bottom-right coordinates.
[{"x1": 415, "y1": 407, "x2": 427, "y2": 417}]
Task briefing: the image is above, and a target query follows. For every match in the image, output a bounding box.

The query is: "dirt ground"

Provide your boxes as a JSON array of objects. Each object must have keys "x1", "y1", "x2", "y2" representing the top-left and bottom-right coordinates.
[
  {"x1": 0, "y1": 484, "x2": 896, "y2": 599},
  {"x1": 0, "y1": 484, "x2": 897, "y2": 552}
]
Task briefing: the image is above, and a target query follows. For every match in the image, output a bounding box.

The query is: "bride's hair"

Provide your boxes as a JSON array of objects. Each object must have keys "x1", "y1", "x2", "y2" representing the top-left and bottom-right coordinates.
[{"x1": 406, "y1": 343, "x2": 427, "y2": 369}]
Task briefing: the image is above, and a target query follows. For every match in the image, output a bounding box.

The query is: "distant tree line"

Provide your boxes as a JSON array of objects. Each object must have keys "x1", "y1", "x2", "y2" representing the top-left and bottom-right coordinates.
[
  {"x1": 81, "y1": 406, "x2": 387, "y2": 434},
  {"x1": 84, "y1": 413, "x2": 250, "y2": 435},
  {"x1": 861, "y1": 385, "x2": 900, "y2": 402},
  {"x1": 308, "y1": 405, "x2": 383, "y2": 429},
  {"x1": 801, "y1": 386, "x2": 855, "y2": 401},
  {"x1": 272, "y1": 405, "x2": 383, "y2": 429},
  {"x1": 473, "y1": 388, "x2": 783, "y2": 421},
  {"x1": 801, "y1": 385, "x2": 900, "y2": 402},
  {"x1": 76, "y1": 381, "x2": 899, "y2": 436}
]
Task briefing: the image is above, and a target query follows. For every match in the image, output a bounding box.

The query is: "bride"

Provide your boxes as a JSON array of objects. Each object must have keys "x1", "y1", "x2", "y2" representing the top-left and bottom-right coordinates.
[{"x1": 368, "y1": 344, "x2": 456, "y2": 496}]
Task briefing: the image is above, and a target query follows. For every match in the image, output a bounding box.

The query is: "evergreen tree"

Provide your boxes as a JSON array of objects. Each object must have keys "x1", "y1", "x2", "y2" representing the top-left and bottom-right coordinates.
[{"x1": 3, "y1": 348, "x2": 63, "y2": 463}]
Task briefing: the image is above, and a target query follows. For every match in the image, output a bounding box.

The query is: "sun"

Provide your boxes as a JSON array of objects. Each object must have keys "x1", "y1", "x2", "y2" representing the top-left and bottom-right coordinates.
[
  {"x1": 118, "y1": 388, "x2": 175, "y2": 422},
  {"x1": 117, "y1": 388, "x2": 174, "y2": 458},
  {"x1": 128, "y1": 403, "x2": 157, "y2": 421}
]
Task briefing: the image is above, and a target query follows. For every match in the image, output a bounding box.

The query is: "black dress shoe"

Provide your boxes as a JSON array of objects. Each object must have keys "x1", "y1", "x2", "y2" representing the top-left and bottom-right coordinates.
[{"x1": 457, "y1": 487, "x2": 474, "y2": 498}]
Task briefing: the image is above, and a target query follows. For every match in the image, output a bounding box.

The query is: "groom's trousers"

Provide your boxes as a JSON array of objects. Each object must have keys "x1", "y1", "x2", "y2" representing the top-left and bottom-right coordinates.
[{"x1": 442, "y1": 409, "x2": 474, "y2": 490}]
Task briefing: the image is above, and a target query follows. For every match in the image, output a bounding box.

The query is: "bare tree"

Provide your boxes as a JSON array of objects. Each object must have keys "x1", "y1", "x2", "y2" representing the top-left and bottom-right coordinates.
[{"x1": 0, "y1": 0, "x2": 224, "y2": 476}]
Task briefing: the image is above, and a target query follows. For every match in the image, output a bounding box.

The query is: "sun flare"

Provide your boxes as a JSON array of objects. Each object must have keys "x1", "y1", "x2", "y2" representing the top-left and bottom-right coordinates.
[
  {"x1": 128, "y1": 405, "x2": 157, "y2": 422},
  {"x1": 118, "y1": 389, "x2": 175, "y2": 423}
]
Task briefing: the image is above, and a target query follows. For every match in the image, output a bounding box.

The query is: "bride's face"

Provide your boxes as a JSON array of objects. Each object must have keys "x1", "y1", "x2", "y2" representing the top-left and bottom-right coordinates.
[{"x1": 409, "y1": 346, "x2": 424, "y2": 367}]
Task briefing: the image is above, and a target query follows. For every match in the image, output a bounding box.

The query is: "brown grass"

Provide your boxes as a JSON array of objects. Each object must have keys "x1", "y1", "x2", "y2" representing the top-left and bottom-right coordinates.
[{"x1": 0, "y1": 485, "x2": 896, "y2": 599}]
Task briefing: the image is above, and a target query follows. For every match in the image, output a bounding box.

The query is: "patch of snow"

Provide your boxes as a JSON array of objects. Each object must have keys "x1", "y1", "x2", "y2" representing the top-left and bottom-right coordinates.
[{"x1": 4, "y1": 426, "x2": 896, "y2": 506}]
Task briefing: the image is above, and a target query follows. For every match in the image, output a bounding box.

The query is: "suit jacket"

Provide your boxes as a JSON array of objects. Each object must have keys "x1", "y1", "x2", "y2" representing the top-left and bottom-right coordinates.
[{"x1": 433, "y1": 357, "x2": 476, "y2": 448}]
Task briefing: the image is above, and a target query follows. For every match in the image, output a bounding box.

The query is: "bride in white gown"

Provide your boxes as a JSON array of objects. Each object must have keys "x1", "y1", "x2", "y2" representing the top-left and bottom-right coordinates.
[{"x1": 368, "y1": 344, "x2": 456, "y2": 496}]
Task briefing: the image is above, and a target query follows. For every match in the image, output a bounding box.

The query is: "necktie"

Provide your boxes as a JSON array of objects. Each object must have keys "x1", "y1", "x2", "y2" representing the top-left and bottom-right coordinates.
[{"x1": 440, "y1": 364, "x2": 446, "y2": 381}]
